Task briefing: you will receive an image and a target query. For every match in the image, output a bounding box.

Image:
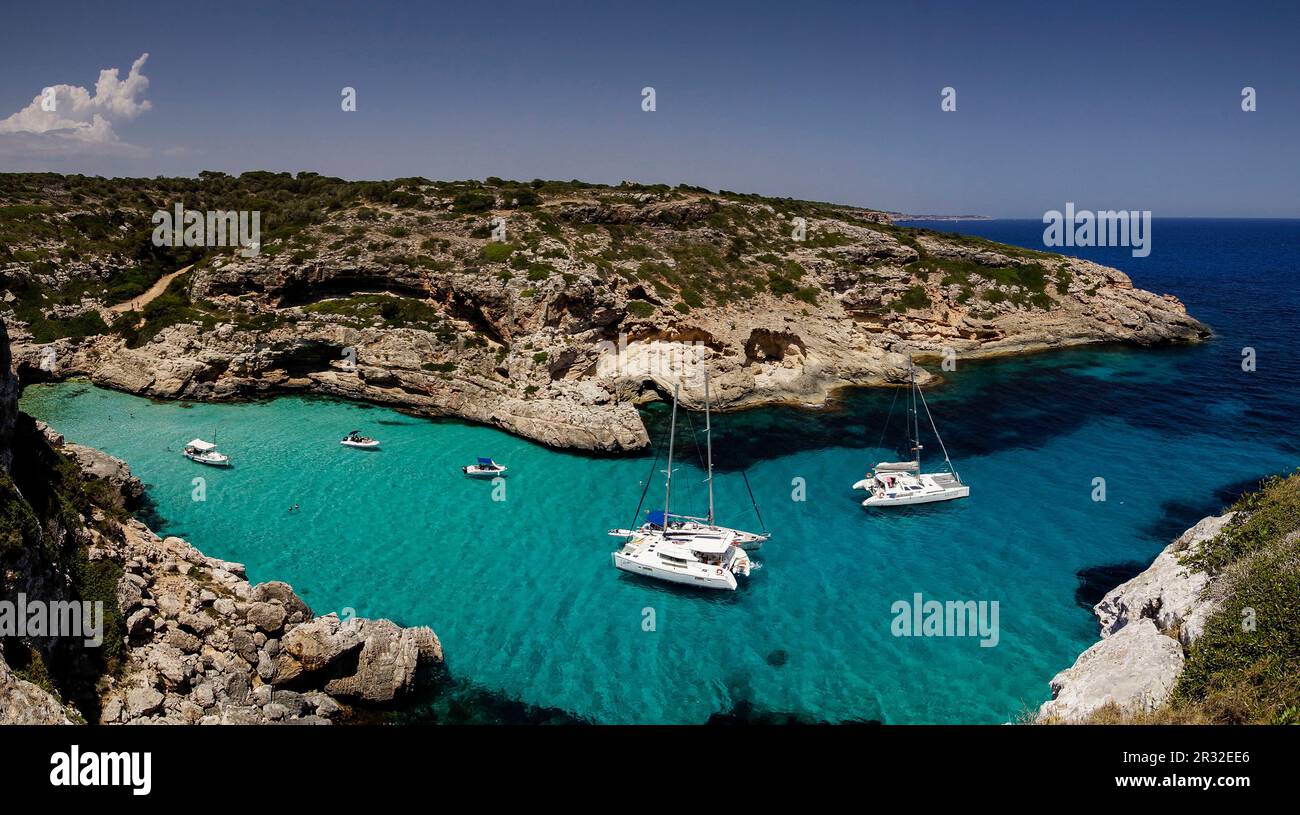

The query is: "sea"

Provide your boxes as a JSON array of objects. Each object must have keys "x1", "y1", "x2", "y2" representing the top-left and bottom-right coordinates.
[{"x1": 19, "y1": 218, "x2": 1300, "y2": 723}]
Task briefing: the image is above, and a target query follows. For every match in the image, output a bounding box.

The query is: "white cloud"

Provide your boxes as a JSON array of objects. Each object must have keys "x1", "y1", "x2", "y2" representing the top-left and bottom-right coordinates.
[{"x1": 0, "y1": 53, "x2": 152, "y2": 158}]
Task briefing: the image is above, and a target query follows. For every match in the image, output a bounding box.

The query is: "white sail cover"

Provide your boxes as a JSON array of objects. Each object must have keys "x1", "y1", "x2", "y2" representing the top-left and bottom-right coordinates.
[{"x1": 875, "y1": 460, "x2": 919, "y2": 472}]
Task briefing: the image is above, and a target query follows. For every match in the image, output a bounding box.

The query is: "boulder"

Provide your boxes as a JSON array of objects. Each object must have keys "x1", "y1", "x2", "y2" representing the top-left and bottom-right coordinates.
[
  {"x1": 247, "y1": 601, "x2": 287, "y2": 633},
  {"x1": 323, "y1": 619, "x2": 442, "y2": 703},
  {"x1": 251, "y1": 581, "x2": 311, "y2": 623},
  {"x1": 125, "y1": 686, "x2": 165, "y2": 718},
  {"x1": 279, "y1": 614, "x2": 361, "y2": 673},
  {"x1": 1037, "y1": 619, "x2": 1184, "y2": 723}
]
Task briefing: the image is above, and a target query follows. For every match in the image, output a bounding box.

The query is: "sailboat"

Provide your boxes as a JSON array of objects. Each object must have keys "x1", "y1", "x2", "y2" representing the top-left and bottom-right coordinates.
[
  {"x1": 852, "y1": 358, "x2": 969, "y2": 507},
  {"x1": 612, "y1": 370, "x2": 769, "y2": 550},
  {"x1": 611, "y1": 384, "x2": 753, "y2": 591}
]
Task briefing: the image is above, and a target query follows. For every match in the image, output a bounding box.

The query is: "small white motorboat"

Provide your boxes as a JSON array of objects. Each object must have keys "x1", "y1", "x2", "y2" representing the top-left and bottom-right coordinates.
[
  {"x1": 340, "y1": 430, "x2": 380, "y2": 450},
  {"x1": 462, "y1": 457, "x2": 507, "y2": 478},
  {"x1": 182, "y1": 438, "x2": 230, "y2": 467}
]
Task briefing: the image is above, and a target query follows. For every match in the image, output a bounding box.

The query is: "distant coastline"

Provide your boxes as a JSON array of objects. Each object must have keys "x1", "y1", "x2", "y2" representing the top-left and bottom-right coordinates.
[{"x1": 888, "y1": 213, "x2": 993, "y2": 222}]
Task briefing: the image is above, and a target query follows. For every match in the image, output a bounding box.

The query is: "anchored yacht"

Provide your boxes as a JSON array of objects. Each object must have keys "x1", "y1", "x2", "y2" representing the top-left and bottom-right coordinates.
[
  {"x1": 853, "y1": 359, "x2": 969, "y2": 507},
  {"x1": 612, "y1": 529, "x2": 752, "y2": 591},
  {"x1": 340, "y1": 430, "x2": 380, "y2": 449},
  {"x1": 610, "y1": 382, "x2": 755, "y2": 590},
  {"x1": 618, "y1": 370, "x2": 770, "y2": 550},
  {"x1": 182, "y1": 438, "x2": 230, "y2": 467}
]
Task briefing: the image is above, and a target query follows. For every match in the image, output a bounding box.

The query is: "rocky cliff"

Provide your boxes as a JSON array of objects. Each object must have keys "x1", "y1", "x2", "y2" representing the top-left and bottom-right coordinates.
[
  {"x1": 1037, "y1": 513, "x2": 1234, "y2": 722},
  {"x1": 1038, "y1": 474, "x2": 1300, "y2": 724},
  {"x1": 0, "y1": 318, "x2": 444, "y2": 725},
  {"x1": 2, "y1": 173, "x2": 1208, "y2": 451}
]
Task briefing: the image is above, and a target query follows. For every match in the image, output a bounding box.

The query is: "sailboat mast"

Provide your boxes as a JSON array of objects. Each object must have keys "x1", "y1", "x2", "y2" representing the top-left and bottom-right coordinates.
[
  {"x1": 663, "y1": 384, "x2": 679, "y2": 527},
  {"x1": 910, "y1": 358, "x2": 920, "y2": 467},
  {"x1": 704, "y1": 369, "x2": 714, "y2": 525}
]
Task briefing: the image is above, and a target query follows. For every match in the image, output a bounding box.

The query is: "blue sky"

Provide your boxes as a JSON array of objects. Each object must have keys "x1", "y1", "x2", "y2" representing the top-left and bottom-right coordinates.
[{"x1": 1, "y1": 0, "x2": 1297, "y2": 216}]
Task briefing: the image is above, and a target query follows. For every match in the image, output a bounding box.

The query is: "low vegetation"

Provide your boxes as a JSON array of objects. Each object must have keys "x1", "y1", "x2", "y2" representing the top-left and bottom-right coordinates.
[
  {"x1": 1074, "y1": 473, "x2": 1300, "y2": 724},
  {"x1": 0, "y1": 171, "x2": 1101, "y2": 358}
]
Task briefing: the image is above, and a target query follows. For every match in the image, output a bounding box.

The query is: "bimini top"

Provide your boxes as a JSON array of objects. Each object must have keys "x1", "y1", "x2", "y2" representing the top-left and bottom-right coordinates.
[
  {"x1": 682, "y1": 535, "x2": 732, "y2": 556},
  {"x1": 653, "y1": 541, "x2": 696, "y2": 561},
  {"x1": 476, "y1": 457, "x2": 496, "y2": 467},
  {"x1": 186, "y1": 439, "x2": 217, "y2": 451},
  {"x1": 645, "y1": 509, "x2": 667, "y2": 528}
]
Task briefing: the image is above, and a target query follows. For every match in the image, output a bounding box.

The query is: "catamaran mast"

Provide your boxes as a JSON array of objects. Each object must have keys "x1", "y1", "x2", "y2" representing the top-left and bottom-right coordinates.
[
  {"x1": 663, "y1": 384, "x2": 679, "y2": 527},
  {"x1": 704, "y1": 369, "x2": 714, "y2": 525},
  {"x1": 909, "y1": 357, "x2": 921, "y2": 467}
]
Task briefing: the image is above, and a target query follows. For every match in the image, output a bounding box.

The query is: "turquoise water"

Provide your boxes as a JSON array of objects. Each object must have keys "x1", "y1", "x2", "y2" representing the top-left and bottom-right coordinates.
[{"x1": 19, "y1": 219, "x2": 1300, "y2": 723}]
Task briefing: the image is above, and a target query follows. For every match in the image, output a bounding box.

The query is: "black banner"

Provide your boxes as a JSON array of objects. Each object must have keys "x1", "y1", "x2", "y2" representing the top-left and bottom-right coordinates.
[{"x1": 0, "y1": 724, "x2": 1281, "y2": 800}]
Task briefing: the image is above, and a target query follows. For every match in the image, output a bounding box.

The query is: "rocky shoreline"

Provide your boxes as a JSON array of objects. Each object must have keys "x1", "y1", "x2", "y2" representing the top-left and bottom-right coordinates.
[
  {"x1": 1036, "y1": 511, "x2": 1237, "y2": 723},
  {"x1": 2, "y1": 175, "x2": 1210, "y2": 453},
  {"x1": 1, "y1": 320, "x2": 444, "y2": 725}
]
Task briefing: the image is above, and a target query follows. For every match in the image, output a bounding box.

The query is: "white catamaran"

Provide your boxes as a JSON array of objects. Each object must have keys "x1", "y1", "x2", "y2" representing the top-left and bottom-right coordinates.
[
  {"x1": 611, "y1": 370, "x2": 770, "y2": 551},
  {"x1": 852, "y1": 359, "x2": 969, "y2": 507},
  {"x1": 611, "y1": 384, "x2": 753, "y2": 591}
]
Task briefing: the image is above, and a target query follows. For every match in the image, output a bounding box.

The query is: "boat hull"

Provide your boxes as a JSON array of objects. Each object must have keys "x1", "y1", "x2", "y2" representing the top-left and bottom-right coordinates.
[
  {"x1": 183, "y1": 452, "x2": 230, "y2": 467},
  {"x1": 862, "y1": 485, "x2": 970, "y2": 507},
  {"x1": 611, "y1": 551, "x2": 738, "y2": 590},
  {"x1": 340, "y1": 440, "x2": 380, "y2": 449}
]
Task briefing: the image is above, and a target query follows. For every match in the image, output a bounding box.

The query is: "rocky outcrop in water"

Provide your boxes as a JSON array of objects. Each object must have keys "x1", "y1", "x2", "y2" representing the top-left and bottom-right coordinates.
[
  {"x1": 1037, "y1": 511, "x2": 1236, "y2": 722},
  {"x1": 99, "y1": 519, "x2": 442, "y2": 724}
]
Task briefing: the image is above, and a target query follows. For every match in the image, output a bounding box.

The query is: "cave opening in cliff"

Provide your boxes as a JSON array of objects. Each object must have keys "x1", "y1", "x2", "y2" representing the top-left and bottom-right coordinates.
[{"x1": 274, "y1": 341, "x2": 347, "y2": 377}]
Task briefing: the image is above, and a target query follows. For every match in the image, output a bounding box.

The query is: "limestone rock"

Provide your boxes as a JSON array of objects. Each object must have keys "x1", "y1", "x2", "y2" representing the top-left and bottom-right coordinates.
[
  {"x1": 0, "y1": 657, "x2": 77, "y2": 724},
  {"x1": 1037, "y1": 619, "x2": 1185, "y2": 722},
  {"x1": 247, "y1": 601, "x2": 288, "y2": 633},
  {"x1": 1095, "y1": 512, "x2": 1236, "y2": 647},
  {"x1": 126, "y1": 686, "x2": 165, "y2": 718}
]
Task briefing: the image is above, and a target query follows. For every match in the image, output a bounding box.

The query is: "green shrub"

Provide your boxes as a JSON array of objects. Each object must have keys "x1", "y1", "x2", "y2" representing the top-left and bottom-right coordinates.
[
  {"x1": 452, "y1": 191, "x2": 494, "y2": 213},
  {"x1": 626, "y1": 300, "x2": 655, "y2": 318},
  {"x1": 1171, "y1": 474, "x2": 1300, "y2": 722},
  {"x1": 481, "y1": 242, "x2": 514, "y2": 263},
  {"x1": 892, "y1": 285, "x2": 930, "y2": 312}
]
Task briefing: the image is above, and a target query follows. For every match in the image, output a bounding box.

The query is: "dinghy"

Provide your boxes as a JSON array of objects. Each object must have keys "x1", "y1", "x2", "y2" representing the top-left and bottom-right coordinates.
[
  {"x1": 182, "y1": 438, "x2": 230, "y2": 467},
  {"x1": 462, "y1": 457, "x2": 507, "y2": 478},
  {"x1": 340, "y1": 430, "x2": 380, "y2": 449}
]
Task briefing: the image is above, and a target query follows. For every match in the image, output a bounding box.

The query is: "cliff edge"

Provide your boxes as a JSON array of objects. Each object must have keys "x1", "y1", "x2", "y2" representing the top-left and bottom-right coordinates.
[{"x1": 0, "y1": 318, "x2": 444, "y2": 725}]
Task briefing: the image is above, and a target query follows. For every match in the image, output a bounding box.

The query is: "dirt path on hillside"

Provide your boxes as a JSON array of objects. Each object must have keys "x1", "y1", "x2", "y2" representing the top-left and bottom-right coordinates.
[{"x1": 109, "y1": 265, "x2": 193, "y2": 314}]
